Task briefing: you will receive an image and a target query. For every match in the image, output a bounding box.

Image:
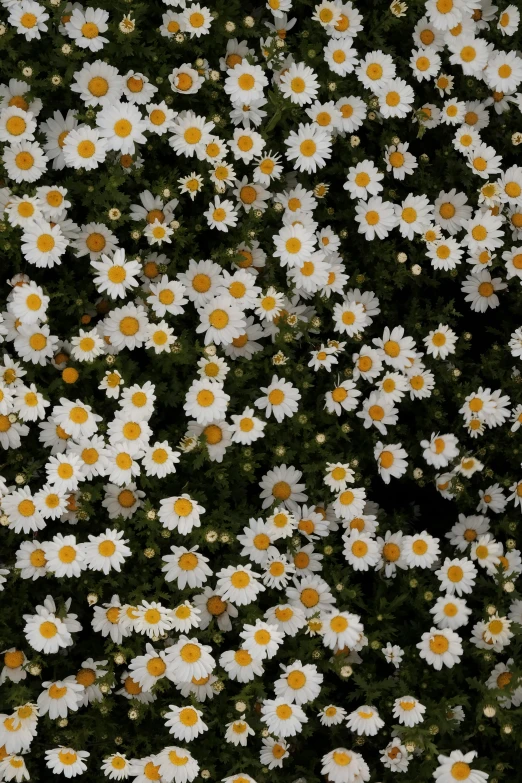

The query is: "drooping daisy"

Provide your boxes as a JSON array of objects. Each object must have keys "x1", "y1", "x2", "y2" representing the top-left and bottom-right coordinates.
[
  {"x1": 392, "y1": 695, "x2": 426, "y2": 726},
  {"x1": 45, "y1": 747, "x2": 89, "y2": 778},
  {"x1": 433, "y1": 750, "x2": 489, "y2": 783},
  {"x1": 164, "y1": 704, "x2": 208, "y2": 742},
  {"x1": 321, "y1": 748, "x2": 367, "y2": 783}
]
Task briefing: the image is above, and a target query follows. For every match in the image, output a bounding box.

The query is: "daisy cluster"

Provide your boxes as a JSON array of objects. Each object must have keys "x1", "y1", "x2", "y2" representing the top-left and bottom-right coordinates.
[{"x1": 0, "y1": 0, "x2": 522, "y2": 781}]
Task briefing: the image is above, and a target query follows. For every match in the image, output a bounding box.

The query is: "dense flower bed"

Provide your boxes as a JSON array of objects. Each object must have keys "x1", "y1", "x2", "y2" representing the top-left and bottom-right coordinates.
[{"x1": 0, "y1": 0, "x2": 521, "y2": 781}]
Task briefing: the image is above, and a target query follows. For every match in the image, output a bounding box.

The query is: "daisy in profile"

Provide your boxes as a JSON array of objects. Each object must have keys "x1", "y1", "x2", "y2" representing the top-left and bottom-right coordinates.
[
  {"x1": 225, "y1": 713, "x2": 255, "y2": 748},
  {"x1": 157, "y1": 748, "x2": 199, "y2": 783},
  {"x1": 392, "y1": 695, "x2": 425, "y2": 726},
  {"x1": 0, "y1": 754, "x2": 30, "y2": 780}
]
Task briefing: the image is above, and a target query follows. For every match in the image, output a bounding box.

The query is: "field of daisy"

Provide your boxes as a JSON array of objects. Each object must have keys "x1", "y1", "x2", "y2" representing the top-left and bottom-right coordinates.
[{"x1": 0, "y1": 0, "x2": 521, "y2": 781}]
